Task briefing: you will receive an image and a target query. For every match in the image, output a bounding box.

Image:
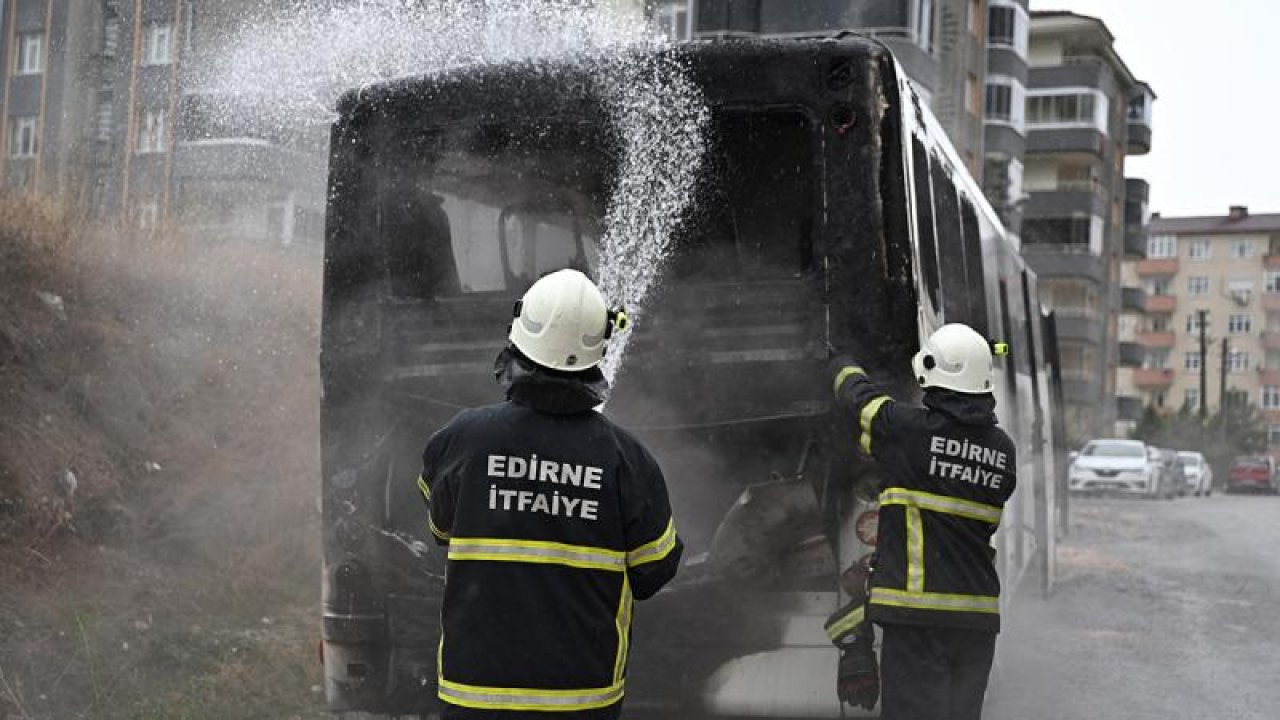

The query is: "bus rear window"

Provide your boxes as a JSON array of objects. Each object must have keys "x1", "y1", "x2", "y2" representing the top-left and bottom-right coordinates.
[{"x1": 374, "y1": 121, "x2": 613, "y2": 298}]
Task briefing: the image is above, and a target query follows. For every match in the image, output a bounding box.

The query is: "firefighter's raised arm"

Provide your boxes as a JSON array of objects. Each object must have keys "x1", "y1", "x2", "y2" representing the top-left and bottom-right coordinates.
[{"x1": 829, "y1": 354, "x2": 897, "y2": 461}]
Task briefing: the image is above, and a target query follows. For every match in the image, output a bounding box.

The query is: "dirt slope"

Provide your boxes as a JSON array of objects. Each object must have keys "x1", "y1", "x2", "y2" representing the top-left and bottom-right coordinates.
[{"x1": 0, "y1": 196, "x2": 328, "y2": 718}]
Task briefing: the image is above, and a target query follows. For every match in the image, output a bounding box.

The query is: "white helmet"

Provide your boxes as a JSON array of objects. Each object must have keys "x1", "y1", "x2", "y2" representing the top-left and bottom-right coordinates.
[
  {"x1": 912, "y1": 323, "x2": 995, "y2": 394},
  {"x1": 509, "y1": 269, "x2": 623, "y2": 372}
]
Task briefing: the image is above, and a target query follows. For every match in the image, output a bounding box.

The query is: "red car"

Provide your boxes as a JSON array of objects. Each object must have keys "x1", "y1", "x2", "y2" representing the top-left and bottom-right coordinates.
[{"x1": 1226, "y1": 456, "x2": 1279, "y2": 494}]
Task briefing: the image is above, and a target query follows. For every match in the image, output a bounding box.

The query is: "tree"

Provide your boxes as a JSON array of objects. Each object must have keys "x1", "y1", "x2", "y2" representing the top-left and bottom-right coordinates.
[{"x1": 1130, "y1": 400, "x2": 1269, "y2": 484}]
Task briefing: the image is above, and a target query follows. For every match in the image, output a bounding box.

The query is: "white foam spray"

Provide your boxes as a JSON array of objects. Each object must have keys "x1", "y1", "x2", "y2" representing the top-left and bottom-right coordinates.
[{"x1": 196, "y1": 0, "x2": 709, "y2": 383}]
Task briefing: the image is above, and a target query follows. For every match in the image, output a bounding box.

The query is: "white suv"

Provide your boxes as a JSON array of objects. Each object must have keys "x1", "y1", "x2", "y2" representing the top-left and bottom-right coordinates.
[
  {"x1": 1069, "y1": 439, "x2": 1161, "y2": 497},
  {"x1": 1176, "y1": 450, "x2": 1213, "y2": 496}
]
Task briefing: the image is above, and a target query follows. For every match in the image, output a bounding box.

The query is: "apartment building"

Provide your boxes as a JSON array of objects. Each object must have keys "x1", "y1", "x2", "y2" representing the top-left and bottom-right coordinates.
[
  {"x1": 0, "y1": 0, "x2": 324, "y2": 245},
  {"x1": 980, "y1": 0, "x2": 1027, "y2": 235},
  {"x1": 688, "y1": 0, "x2": 990, "y2": 175},
  {"x1": 1120, "y1": 208, "x2": 1280, "y2": 448},
  {"x1": 1018, "y1": 11, "x2": 1154, "y2": 443}
]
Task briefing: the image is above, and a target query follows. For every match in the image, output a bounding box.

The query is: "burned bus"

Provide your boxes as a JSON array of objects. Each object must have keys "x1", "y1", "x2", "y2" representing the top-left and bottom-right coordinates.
[{"x1": 320, "y1": 35, "x2": 1064, "y2": 717}]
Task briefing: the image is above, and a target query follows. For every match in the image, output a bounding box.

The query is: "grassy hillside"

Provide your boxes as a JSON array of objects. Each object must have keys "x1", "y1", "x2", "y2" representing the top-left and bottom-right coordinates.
[{"x1": 0, "y1": 195, "x2": 328, "y2": 718}]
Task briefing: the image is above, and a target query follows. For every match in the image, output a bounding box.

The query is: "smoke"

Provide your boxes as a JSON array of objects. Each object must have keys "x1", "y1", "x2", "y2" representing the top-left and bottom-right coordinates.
[{"x1": 194, "y1": 0, "x2": 709, "y2": 384}]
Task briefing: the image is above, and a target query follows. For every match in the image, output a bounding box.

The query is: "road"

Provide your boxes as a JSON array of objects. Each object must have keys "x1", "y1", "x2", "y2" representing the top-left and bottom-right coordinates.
[{"x1": 986, "y1": 494, "x2": 1280, "y2": 720}]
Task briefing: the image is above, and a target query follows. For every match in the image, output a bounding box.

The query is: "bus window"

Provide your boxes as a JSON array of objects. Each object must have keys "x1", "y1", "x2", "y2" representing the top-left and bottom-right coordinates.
[
  {"x1": 930, "y1": 157, "x2": 965, "y2": 322},
  {"x1": 959, "y1": 196, "x2": 990, "y2": 337},
  {"x1": 381, "y1": 179, "x2": 460, "y2": 298},
  {"x1": 376, "y1": 120, "x2": 613, "y2": 297},
  {"x1": 499, "y1": 206, "x2": 600, "y2": 286},
  {"x1": 911, "y1": 137, "x2": 941, "y2": 312},
  {"x1": 669, "y1": 111, "x2": 815, "y2": 279}
]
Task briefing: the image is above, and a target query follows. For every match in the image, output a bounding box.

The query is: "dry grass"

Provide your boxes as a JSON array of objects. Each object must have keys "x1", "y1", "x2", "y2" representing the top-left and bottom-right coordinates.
[{"x1": 0, "y1": 192, "x2": 326, "y2": 717}]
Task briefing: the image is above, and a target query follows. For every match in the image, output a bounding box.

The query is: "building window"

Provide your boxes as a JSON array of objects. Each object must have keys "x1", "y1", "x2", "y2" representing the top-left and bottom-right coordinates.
[
  {"x1": 915, "y1": 0, "x2": 935, "y2": 53},
  {"x1": 1229, "y1": 350, "x2": 1251, "y2": 373},
  {"x1": 1268, "y1": 425, "x2": 1280, "y2": 446},
  {"x1": 654, "y1": 1, "x2": 689, "y2": 41},
  {"x1": 1185, "y1": 352, "x2": 1202, "y2": 371},
  {"x1": 1188, "y1": 239, "x2": 1211, "y2": 260},
  {"x1": 984, "y1": 75, "x2": 1026, "y2": 131},
  {"x1": 1265, "y1": 271, "x2": 1280, "y2": 293},
  {"x1": 1184, "y1": 388, "x2": 1201, "y2": 411},
  {"x1": 1026, "y1": 91, "x2": 1108, "y2": 131},
  {"x1": 1227, "y1": 278, "x2": 1255, "y2": 305},
  {"x1": 1228, "y1": 314, "x2": 1253, "y2": 334},
  {"x1": 966, "y1": 73, "x2": 980, "y2": 115},
  {"x1": 1230, "y1": 239, "x2": 1255, "y2": 259},
  {"x1": 1187, "y1": 276, "x2": 1209, "y2": 295},
  {"x1": 137, "y1": 108, "x2": 167, "y2": 153},
  {"x1": 1186, "y1": 312, "x2": 1208, "y2": 334},
  {"x1": 1148, "y1": 234, "x2": 1176, "y2": 258},
  {"x1": 1264, "y1": 385, "x2": 1280, "y2": 410},
  {"x1": 16, "y1": 33, "x2": 44, "y2": 75},
  {"x1": 8, "y1": 116, "x2": 38, "y2": 157},
  {"x1": 988, "y1": 2, "x2": 1029, "y2": 54},
  {"x1": 1146, "y1": 277, "x2": 1171, "y2": 296},
  {"x1": 142, "y1": 22, "x2": 173, "y2": 66},
  {"x1": 1148, "y1": 314, "x2": 1171, "y2": 333},
  {"x1": 136, "y1": 200, "x2": 159, "y2": 230},
  {"x1": 1146, "y1": 348, "x2": 1169, "y2": 370}
]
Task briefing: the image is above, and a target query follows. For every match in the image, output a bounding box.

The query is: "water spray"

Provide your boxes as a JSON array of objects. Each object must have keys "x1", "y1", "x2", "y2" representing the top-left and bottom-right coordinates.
[{"x1": 196, "y1": 1, "x2": 709, "y2": 385}]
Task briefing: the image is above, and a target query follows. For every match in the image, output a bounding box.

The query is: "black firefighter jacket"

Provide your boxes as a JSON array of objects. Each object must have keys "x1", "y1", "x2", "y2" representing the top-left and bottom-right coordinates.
[
  {"x1": 833, "y1": 363, "x2": 1016, "y2": 634},
  {"x1": 419, "y1": 348, "x2": 683, "y2": 717}
]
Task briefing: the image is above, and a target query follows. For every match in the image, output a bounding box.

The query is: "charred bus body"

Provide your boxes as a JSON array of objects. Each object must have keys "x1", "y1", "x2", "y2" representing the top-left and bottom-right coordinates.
[{"x1": 321, "y1": 36, "x2": 1063, "y2": 717}]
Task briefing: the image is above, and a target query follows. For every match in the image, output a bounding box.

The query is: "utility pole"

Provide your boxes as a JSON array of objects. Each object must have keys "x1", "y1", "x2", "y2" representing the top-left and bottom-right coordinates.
[
  {"x1": 1199, "y1": 309, "x2": 1208, "y2": 420},
  {"x1": 1221, "y1": 337, "x2": 1231, "y2": 443}
]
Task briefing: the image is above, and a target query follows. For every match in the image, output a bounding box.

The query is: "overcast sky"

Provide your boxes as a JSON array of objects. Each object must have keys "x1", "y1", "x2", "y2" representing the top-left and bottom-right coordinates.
[{"x1": 1035, "y1": 0, "x2": 1277, "y2": 218}]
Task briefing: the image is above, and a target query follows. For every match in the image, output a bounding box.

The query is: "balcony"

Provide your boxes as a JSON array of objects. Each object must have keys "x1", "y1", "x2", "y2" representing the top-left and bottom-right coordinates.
[
  {"x1": 1264, "y1": 332, "x2": 1280, "y2": 350},
  {"x1": 1260, "y1": 370, "x2": 1280, "y2": 386},
  {"x1": 1133, "y1": 368, "x2": 1174, "y2": 389},
  {"x1": 1021, "y1": 248, "x2": 1106, "y2": 284},
  {"x1": 1127, "y1": 123, "x2": 1152, "y2": 155},
  {"x1": 1137, "y1": 331, "x2": 1176, "y2": 348},
  {"x1": 1030, "y1": 62, "x2": 1113, "y2": 94},
  {"x1": 174, "y1": 138, "x2": 325, "y2": 191},
  {"x1": 1025, "y1": 189, "x2": 1106, "y2": 218},
  {"x1": 1264, "y1": 293, "x2": 1280, "y2": 312},
  {"x1": 1055, "y1": 313, "x2": 1104, "y2": 343},
  {"x1": 1119, "y1": 342, "x2": 1146, "y2": 368},
  {"x1": 1121, "y1": 286, "x2": 1147, "y2": 313},
  {"x1": 1144, "y1": 294, "x2": 1176, "y2": 313},
  {"x1": 1124, "y1": 226, "x2": 1148, "y2": 259},
  {"x1": 1026, "y1": 127, "x2": 1109, "y2": 157},
  {"x1": 1061, "y1": 373, "x2": 1102, "y2": 401},
  {"x1": 1136, "y1": 258, "x2": 1179, "y2": 276},
  {"x1": 1265, "y1": 254, "x2": 1280, "y2": 270},
  {"x1": 1116, "y1": 395, "x2": 1144, "y2": 422}
]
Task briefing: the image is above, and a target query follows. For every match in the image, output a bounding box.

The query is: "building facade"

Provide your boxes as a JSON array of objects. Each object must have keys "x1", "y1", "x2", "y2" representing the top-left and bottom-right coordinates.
[
  {"x1": 686, "y1": 0, "x2": 990, "y2": 175},
  {"x1": 1119, "y1": 208, "x2": 1280, "y2": 449},
  {"x1": 0, "y1": 0, "x2": 324, "y2": 245},
  {"x1": 980, "y1": 0, "x2": 1027, "y2": 235},
  {"x1": 1019, "y1": 11, "x2": 1154, "y2": 444}
]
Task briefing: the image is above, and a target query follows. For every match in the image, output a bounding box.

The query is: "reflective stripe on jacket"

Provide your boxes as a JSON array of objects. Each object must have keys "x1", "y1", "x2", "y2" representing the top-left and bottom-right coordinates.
[
  {"x1": 421, "y1": 400, "x2": 682, "y2": 713},
  {"x1": 834, "y1": 365, "x2": 1016, "y2": 632}
]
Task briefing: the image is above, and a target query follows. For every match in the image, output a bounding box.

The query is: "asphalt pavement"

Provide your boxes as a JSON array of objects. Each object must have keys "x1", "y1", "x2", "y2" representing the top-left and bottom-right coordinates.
[{"x1": 986, "y1": 494, "x2": 1280, "y2": 720}]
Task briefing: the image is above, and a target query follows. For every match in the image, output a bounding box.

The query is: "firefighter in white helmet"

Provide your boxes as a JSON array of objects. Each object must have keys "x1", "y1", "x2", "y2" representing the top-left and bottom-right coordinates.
[
  {"x1": 825, "y1": 323, "x2": 1016, "y2": 720},
  {"x1": 417, "y1": 268, "x2": 681, "y2": 720}
]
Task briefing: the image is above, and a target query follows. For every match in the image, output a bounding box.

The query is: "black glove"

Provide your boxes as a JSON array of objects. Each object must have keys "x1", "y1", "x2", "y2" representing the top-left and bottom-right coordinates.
[{"x1": 835, "y1": 630, "x2": 880, "y2": 710}]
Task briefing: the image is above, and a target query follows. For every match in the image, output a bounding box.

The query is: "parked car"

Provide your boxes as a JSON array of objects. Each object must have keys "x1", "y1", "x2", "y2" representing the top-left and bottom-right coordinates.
[
  {"x1": 1148, "y1": 447, "x2": 1183, "y2": 499},
  {"x1": 1226, "y1": 456, "x2": 1279, "y2": 494},
  {"x1": 1176, "y1": 450, "x2": 1213, "y2": 496},
  {"x1": 1069, "y1": 439, "x2": 1166, "y2": 498}
]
